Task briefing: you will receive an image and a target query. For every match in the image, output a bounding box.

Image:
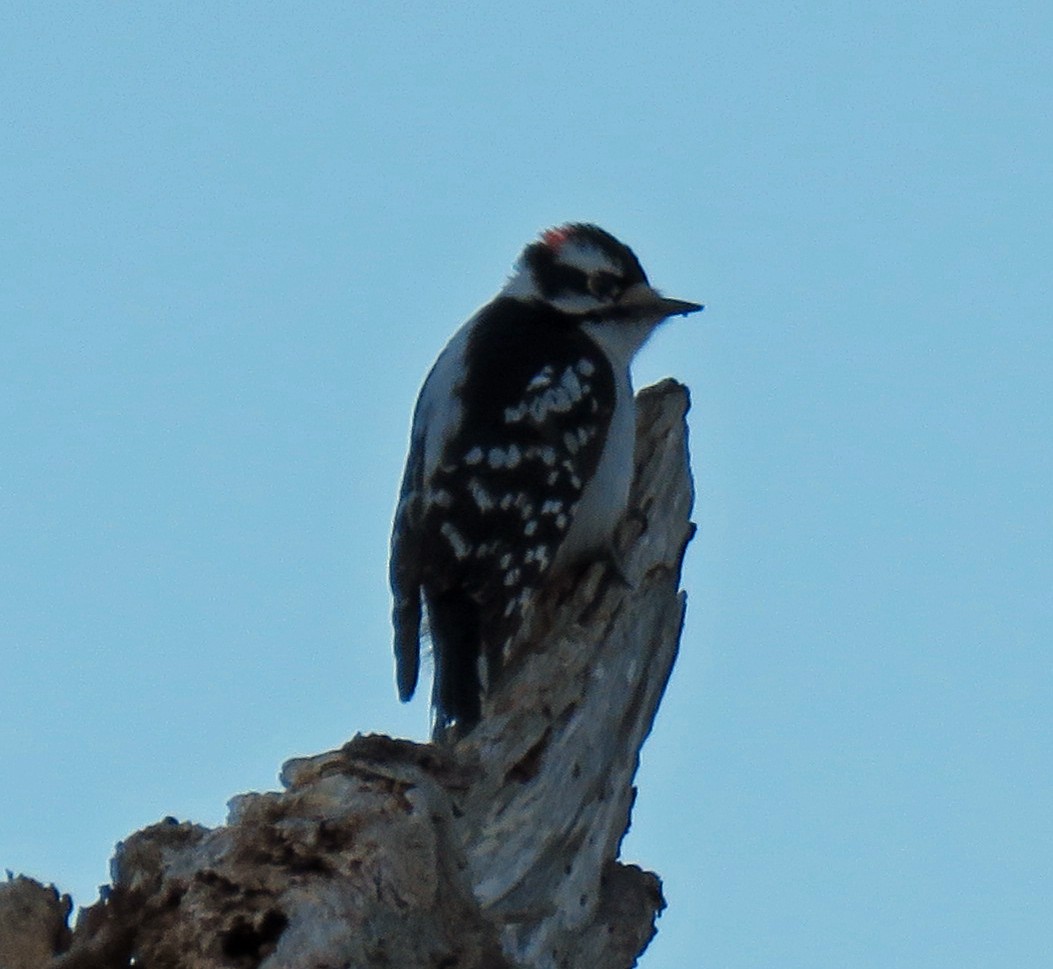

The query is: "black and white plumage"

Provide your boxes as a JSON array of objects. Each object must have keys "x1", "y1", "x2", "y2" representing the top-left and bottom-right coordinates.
[{"x1": 390, "y1": 223, "x2": 701, "y2": 739}]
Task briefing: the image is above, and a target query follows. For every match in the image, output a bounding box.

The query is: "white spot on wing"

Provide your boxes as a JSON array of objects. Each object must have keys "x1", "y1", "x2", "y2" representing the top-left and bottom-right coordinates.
[
  {"x1": 486, "y1": 445, "x2": 523, "y2": 469},
  {"x1": 560, "y1": 366, "x2": 583, "y2": 402},
  {"x1": 429, "y1": 488, "x2": 453, "y2": 508},
  {"x1": 469, "y1": 477, "x2": 495, "y2": 511},
  {"x1": 506, "y1": 368, "x2": 590, "y2": 426},
  {"x1": 526, "y1": 366, "x2": 555, "y2": 391},
  {"x1": 440, "y1": 522, "x2": 471, "y2": 560}
]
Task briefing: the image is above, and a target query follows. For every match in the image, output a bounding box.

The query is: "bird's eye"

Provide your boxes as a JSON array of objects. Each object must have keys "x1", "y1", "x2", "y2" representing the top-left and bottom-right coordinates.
[{"x1": 588, "y1": 271, "x2": 622, "y2": 301}]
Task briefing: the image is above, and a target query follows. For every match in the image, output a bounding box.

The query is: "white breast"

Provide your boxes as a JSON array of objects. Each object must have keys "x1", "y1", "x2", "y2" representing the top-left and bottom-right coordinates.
[
  {"x1": 556, "y1": 364, "x2": 635, "y2": 567},
  {"x1": 554, "y1": 315, "x2": 660, "y2": 568}
]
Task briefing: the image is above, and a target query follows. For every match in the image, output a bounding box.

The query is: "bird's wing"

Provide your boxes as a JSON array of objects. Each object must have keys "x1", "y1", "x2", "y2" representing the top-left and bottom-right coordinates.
[
  {"x1": 390, "y1": 320, "x2": 477, "y2": 703},
  {"x1": 421, "y1": 339, "x2": 617, "y2": 628}
]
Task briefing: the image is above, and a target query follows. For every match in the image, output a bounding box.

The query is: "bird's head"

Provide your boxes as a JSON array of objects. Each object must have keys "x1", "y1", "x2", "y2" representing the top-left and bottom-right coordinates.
[{"x1": 501, "y1": 223, "x2": 703, "y2": 327}]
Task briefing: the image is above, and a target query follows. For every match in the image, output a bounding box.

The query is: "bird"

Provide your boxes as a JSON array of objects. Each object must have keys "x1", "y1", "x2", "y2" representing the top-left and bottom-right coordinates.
[{"x1": 389, "y1": 223, "x2": 702, "y2": 740}]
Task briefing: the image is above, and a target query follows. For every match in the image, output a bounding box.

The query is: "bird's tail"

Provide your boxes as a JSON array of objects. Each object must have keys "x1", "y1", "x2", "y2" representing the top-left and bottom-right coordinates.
[
  {"x1": 393, "y1": 593, "x2": 421, "y2": 703},
  {"x1": 425, "y1": 589, "x2": 482, "y2": 741}
]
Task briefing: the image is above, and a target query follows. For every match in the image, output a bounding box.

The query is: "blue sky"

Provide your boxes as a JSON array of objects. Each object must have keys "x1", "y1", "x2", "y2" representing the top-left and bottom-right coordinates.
[{"x1": 3, "y1": 3, "x2": 1051, "y2": 966}]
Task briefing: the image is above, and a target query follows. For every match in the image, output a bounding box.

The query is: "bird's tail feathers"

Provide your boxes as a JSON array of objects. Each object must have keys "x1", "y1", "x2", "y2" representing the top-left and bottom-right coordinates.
[
  {"x1": 425, "y1": 590, "x2": 482, "y2": 740},
  {"x1": 393, "y1": 593, "x2": 422, "y2": 702}
]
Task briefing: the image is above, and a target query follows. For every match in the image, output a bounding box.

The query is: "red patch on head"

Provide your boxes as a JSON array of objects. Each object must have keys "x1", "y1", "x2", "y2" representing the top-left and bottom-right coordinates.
[{"x1": 541, "y1": 226, "x2": 572, "y2": 250}]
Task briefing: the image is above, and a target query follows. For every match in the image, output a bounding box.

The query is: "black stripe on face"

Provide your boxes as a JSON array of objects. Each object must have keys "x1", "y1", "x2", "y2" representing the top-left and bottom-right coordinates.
[
  {"x1": 522, "y1": 224, "x2": 650, "y2": 303},
  {"x1": 560, "y1": 224, "x2": 650, "y2": 288},
  {"x1": 522, "y1": 242, "x2": 591, "y2": 299}
]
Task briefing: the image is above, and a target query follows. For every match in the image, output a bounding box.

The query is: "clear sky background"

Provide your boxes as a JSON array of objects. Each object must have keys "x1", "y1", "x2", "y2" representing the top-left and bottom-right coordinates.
[{"x1": 3, "y1": 4, "x2": 1051, "y2": 967}]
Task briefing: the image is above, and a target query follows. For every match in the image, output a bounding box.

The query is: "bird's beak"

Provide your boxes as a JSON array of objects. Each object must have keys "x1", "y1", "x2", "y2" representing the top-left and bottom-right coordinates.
[
  {"x1": 653, "y1": 295, "x2": 704, "y2": 318},
  {"x1": 623, "y1": 283, "x2": 704, "y2": 320}
]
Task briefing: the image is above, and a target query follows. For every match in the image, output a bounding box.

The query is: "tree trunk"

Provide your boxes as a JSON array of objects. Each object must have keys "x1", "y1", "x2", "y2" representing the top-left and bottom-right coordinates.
[{"x1": 1, "y1": 379, "x2": 695, "y2": 969}]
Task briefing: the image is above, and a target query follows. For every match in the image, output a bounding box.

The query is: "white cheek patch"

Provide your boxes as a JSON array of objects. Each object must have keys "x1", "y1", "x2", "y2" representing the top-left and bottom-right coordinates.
[{"x1": 546, "y1": 291, "x2": 604, "y2": 314}]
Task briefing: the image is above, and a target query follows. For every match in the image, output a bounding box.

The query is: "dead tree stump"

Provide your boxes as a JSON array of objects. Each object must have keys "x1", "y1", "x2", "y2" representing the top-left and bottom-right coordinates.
[{"x1": 1, "y1": 379, "x2": 696, "y2": 969}]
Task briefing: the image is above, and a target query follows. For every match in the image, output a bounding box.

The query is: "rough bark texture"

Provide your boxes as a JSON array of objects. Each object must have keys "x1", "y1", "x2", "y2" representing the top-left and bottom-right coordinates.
[
  {"x1": 3, "y1": 379, "x2": 695, "y2": 969},
  {"x1": 0, "y1": 877, "x2": 71, "y2": 969}
]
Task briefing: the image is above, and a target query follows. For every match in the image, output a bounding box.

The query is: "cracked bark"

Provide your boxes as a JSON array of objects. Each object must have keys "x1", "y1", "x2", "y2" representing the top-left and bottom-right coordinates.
[{"x1": 1, "y1": 378, "x2": 695, "y2": 969}]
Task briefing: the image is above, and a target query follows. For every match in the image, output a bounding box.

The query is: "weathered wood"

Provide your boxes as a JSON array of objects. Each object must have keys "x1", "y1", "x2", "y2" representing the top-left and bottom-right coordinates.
[
  {"x1": 0, "y1": 877, "x2": 71, "y2": 969},
  {"x1": 2, "y1": 379, "x2": 695, "y2": 969}
]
